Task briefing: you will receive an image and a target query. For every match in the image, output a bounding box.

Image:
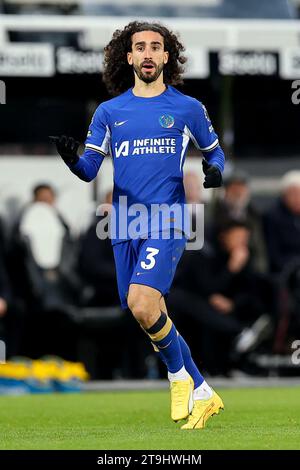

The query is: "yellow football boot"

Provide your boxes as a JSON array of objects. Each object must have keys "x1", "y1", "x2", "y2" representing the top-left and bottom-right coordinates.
[
  {"x1": 181, "y1": 391, "x2": 224, "y2": 429},
  {"x1": 170, "y1": 376, "x2": 194, "y2": 422}
]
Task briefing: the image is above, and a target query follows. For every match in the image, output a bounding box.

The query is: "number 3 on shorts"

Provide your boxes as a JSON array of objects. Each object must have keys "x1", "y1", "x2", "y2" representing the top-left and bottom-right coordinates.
[{"x1": 141, "y1": 247, "x2": 160, "y2": 270}]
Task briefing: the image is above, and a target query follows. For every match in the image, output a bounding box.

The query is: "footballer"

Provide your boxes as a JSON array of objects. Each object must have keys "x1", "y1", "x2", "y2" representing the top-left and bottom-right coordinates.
[{"x1": 51, "y1": 21, "x2": 224, "y2": 429}]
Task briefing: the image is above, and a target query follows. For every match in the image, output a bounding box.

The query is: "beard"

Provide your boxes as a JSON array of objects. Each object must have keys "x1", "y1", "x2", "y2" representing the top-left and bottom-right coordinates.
[{"x1": 133, "y1": 62, "x2": 164, "y2": 83}]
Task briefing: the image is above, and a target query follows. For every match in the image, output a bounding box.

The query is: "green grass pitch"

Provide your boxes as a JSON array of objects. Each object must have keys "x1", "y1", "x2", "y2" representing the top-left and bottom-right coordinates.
[{"x1": 1, "y1": 387, "x2": 300, "y2": 450}]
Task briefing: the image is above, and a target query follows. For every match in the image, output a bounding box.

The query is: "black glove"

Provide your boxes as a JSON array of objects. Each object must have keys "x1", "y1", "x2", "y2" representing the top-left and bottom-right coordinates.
[
  {"x1": 202, "y1": 159, "x2": 222, "y2": 188},
  {"x1": 49, "y1": 135, "x2": 80, "y2": 165}
]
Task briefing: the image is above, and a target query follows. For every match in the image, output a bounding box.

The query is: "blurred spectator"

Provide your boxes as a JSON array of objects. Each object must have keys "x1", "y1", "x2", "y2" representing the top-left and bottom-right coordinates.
[
  {"x1": 78, "y1": 190, "x2": 119, "y2": 307},
  {"x1": 1, "y1": 211, "x2": 29, "y2": 358},
  {"x1": 264, "y1": 170, "x2": 300, "y2": 275},
  {"x1": 169, "y1": 219, "x2": 273, "y2": 375},
  {"x1": 208, "y1": 170, "x2": 268, "y2": 272},
  {"x1": 33, "y1": 183, "x2": 56, "y2": 206},
  {"x1": 7, "y1": 183, "x2": 78, "y2": 359},
  {"x1": 32, "y1": 183, "x2": 69, "y2": 232},
  {"x1": 0, "y1": 219, "x2": 18, "y2": 357},
  {"x1": 17, "y1": 183, "x2": 70, "y2": 272}
]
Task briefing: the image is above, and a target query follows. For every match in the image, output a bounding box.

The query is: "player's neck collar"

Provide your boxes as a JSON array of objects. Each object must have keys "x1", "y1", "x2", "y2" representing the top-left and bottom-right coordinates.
[{"x1": 130, "y1": 85, "x2": 169, "y2": 100}]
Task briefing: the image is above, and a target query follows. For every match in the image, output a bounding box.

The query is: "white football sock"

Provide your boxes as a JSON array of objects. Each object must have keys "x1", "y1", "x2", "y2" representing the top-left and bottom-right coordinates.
[
  {"x1": 193, "y1": 381, "x2": 213, "y2": 400},
  {"x1": 168, "y1": 365, "x2": 190, "y2": 382}
]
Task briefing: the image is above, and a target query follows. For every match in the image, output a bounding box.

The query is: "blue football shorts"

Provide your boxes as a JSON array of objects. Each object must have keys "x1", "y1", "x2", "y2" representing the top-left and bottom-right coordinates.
[{"x1": 112, "y1": 230, "x2": 187, "y2": 309}]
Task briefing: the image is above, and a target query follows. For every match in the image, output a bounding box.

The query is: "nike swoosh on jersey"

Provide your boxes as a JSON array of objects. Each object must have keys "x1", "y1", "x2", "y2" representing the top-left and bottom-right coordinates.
[{"x1": 114, "y1": 120, "x2": 128, "y2": 127}]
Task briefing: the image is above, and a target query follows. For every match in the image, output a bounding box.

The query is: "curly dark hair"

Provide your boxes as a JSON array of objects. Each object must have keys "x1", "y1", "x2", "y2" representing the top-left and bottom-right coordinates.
[{"x1": 103, "y1": 21, "x2": 187, "y2": 96}]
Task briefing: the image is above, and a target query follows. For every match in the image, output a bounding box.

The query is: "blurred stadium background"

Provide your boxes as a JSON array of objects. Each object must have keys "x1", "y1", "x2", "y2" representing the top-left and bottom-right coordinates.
[{"x1": 1, "y1": 0, "x2": 300, "y2": 398}]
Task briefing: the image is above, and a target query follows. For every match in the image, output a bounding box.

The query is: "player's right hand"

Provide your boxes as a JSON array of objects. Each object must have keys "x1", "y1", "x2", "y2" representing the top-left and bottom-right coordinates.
[{"x1": 49, "y1": 135, "x2": 80, "y2": 165}]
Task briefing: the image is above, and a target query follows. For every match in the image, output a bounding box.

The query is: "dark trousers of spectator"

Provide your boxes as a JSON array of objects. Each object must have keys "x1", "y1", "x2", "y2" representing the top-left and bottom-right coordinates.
[{"x1": 167, "y1": 288, "x2": 263, "y2": 376}]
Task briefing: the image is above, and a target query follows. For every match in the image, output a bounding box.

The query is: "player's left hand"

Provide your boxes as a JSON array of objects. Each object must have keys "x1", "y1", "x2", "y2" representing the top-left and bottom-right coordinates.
[{"x1": 202, "y1": 159, "x2": 222, "y2": 188}]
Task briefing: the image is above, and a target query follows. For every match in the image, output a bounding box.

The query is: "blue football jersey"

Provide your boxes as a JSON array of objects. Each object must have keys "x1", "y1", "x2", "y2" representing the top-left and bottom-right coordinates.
[{"x1": 70, "y1": 85, "x2": 225, "y2": 244}]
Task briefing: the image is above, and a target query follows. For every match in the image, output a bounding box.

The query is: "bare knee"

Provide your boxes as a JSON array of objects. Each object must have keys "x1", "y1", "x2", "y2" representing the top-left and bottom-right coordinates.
[{"x1": 127, "y1": 290, "x2": 159, "y2": 329}]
